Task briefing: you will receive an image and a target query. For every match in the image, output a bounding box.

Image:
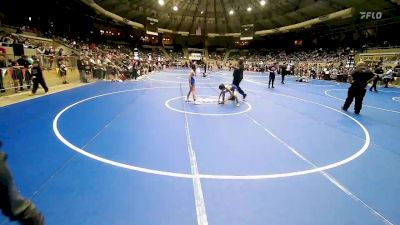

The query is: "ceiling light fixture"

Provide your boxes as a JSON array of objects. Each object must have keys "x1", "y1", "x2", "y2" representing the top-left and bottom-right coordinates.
[
  {"x1": 229, "y1": 10, "x2": 234, "y2": 15},
  {"x1": 247, "y1": 7, "x2": 252, "y2": 12},
  {"x1": 201, "y1": 11, "x2": 204, "y2": 14},
  {"x1": 158, "y1": 0, "x2": 164, "y2": 6},
  {"x1": 173, "y1": 6, "x2": 178, "y2": 11},
  {"x1": 260, "y1": 0, "x2": 266, "y2": 6}
]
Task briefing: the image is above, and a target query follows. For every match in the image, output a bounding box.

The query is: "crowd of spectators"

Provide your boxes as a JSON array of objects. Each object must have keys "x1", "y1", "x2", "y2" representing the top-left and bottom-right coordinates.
[
  {"x1": 208, "y1": 50, "x2": 225, "y2": 61},
  {"x1": 1, "y1": 25, "x2": 400, "y2": 95},
  {"x1": 169, "y1": 49, "x2": 184, "y2": 60},
  {"x1": 0, "y1": 31, "x2": 50, "y2": 49},
  {"x1": 228, "y1": 48, "x2": 355, "y2": 64}
]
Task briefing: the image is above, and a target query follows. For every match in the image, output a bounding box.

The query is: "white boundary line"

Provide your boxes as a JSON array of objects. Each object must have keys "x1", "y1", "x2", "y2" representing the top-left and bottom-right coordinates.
[
  {"x1": 244, "y1": 114, "x2": 394, "y2": 225},
  {"x1": 165, "y1": 96, "x2": 252, "y2": 116},
  {"x1": 180, "y1": 85, "x2": 209, "y2": 225},
  {"x1": 53, "y1": 86, "x2": 371, "y2": 180},
  {"x1": 325, "y1": 89, "x2": 400, "y2": 114},
  {"x1": 392, "y1": 97, "x2": 400, "y2": 103}
]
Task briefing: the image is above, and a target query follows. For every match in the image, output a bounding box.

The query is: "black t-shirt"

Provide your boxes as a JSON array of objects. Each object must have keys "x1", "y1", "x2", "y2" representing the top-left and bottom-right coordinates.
[
  {"x1": 77, "y1": 59, "x2": 85, "y2": 70},
  {"x1": 351, "y1": 68, "x2": 374, "y2": 89},
  {"x1": 31, "y1": 66, "x2": 43, "y2": 79},
  {"x1": 375, "y1": 68, "x2": 384, "y2": 75},
  {"x1": 233, "y1": 64, "x2": 244, "y2": 81}
]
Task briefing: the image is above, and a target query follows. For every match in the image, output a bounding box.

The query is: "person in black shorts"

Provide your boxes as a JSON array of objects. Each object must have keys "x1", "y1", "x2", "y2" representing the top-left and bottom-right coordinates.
[{"x1": 342, "y1": 62, "x2": 375, "y2": 114}]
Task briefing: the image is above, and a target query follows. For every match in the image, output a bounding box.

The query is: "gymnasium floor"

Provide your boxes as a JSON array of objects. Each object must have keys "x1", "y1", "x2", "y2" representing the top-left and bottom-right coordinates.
[{"x1": 1, "y1": 69, "x2": 399, "y2": 225}]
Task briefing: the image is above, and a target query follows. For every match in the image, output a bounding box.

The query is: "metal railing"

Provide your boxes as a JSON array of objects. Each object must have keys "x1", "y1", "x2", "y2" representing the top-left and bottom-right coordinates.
[
  {"x1": 0, "y1": 67, "x2": 32, "y2": 93},
  {"x1": 0, "y1": 55, "x2": 79, "y2": 94}
]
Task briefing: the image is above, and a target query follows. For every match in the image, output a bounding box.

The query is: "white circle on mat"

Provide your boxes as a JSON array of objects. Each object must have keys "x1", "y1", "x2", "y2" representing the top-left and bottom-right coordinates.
[{"x1": 53, "y1": 87, "x2": 370, "y2": 180}]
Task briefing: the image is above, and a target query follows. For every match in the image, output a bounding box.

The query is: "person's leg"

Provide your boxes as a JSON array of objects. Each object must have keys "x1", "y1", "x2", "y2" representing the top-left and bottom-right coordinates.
[
  {"x1": 103, "y1": 70, "x2": 107, "y2": 80},
  {"x1": 0, "y1": 152, "x2": 45, "y2": 225},
  {"x1": 235, "y1": 95, "x2": 240, "y2": 106},
  {"x1": 192, "y1": 86, "x2": 196, "y2": 101},
  {"x1": 39, "y1": 79, "x2": 49, "y2": 93},
  {"x1": 31, "y1": 79, "x2": 39, "y2": 94},
  {"x1": 186, "y1": 86, "x2": 192, "y2": 101},
  {"x1": 233, "y1": 80, "x2": 246, "y2": 97},
  {"x1": 80, "y1": 70, "x2": 85, "y2": 82},
  {"x1": 62, "y1": 75, "x2": 66, "y2": 84},
  {"x1": 281, "y1": 74, "x2": 285, "y2": 84},
  {"x1": 0, "y1": 69, "x2": 4, "y2": 92},
  {"x1": 17, "y1": 70, "x2": 24, "y2": 91},
  {"x1": 271, "y1": 75, "x2": 275, "y2": 88},
  {"x1": 354, "y1": 89, "x2": 366, "y2": 114},
  {"x1": 268, "y1": 75, "x2": 272, "y2": 88},
  {"x1": 343, "y1": 87, "x2": 355, "y2": 111},
  {"x1": 25, "y1": 70, "x2": 31, "y2": 89},
  {"x1": 231, "y1": 88, "x2": 240, "y2": 106},
  {"x1": 13, "y1": 81, "x2": 18, "y2": 92}
]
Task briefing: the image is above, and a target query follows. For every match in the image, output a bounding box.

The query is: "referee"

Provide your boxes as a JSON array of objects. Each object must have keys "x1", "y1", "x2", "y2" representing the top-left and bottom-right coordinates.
[
  {"x1": 232, "y1": 59, "x2": 247, "y2": 100},
  {"x1": 342, "y1": 62, "x2": 375, "y2": 114}
]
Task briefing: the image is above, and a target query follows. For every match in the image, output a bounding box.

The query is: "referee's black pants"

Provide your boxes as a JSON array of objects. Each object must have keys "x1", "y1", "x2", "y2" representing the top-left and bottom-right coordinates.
[
  {"x1": 232, "y1": 79, "x2": 246, "y2": 97},
  {"x1": 343, "y1": 86, "x2": 366, "y2": 114}
]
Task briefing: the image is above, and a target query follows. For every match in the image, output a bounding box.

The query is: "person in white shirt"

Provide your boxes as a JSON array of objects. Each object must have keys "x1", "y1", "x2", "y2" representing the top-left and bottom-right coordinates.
[{"x1": 383, "y1": 67, "x2": 393, "y2": 88}]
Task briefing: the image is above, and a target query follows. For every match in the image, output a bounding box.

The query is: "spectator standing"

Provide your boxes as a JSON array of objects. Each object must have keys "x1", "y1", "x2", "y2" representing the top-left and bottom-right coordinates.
[
  {"x1": 59, "y1": 60, "x2": 67, "y2": 84},
  {"x1": 16, "y1": 56, "x2": 31, "y2": 89},
  {"x1": 77, "y1": 56, "x2": 86, "y2": 82},
  {"x1": 370, "y1": 65, "x2": 383, "y2": 92},
  {"x1": 383, "y1": 67, "x2": 393, "y2": 88},
  {"x1": 0, "y1": 55, "x2": 6, "y2": 93}
]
